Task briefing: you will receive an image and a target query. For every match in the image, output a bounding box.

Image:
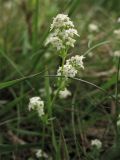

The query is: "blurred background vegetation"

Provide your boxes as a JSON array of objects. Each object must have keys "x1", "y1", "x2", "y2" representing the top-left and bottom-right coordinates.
[{"x1": 0, "y1": 0, "x2": 120, "y2": 159}]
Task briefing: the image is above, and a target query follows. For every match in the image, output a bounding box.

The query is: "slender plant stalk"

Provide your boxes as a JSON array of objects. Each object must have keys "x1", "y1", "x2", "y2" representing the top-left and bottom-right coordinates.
[
  {"x1": 83, "y1": 41, "x2": 110, "y2": 56},
  {"x1": 50, "y1": 50, "x2": 66, "y2": 115},
  {"x1": 49, "y1": 50, "x2": 67, "y2": 159},
  {"x1": 115, "y1": 57, "x2": 120, "y2": 143},
  {"x1": 41, "y1": 123, "x2": 46, "y2": 158},
  {"x1": 71, "y1": 88, "x2": 81, "y2": 159},
  {"x1": 70, "y1": 77, "x2": 118, "y2": 103},
  {"x1": 57, "y1": 120, "x2": 69, "y2": 160},
  {"x1": 115, "y1": 57, "x2": 120, "y2": 115}
]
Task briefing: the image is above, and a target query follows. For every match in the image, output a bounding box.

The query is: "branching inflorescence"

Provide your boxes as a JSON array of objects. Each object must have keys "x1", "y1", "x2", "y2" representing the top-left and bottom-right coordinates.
[
  {"x1": 46, "y1": 13, "x2": 85, "y2": 83},
  {"x1": 28, "y1": 14, "x2": 85, "y2": 118},
  {"x1": 45, "y1": 14, "x2": 79, "y2": 51},
  {"x1": 28, "y1": 97, "x2": 44, "y2": 117}
]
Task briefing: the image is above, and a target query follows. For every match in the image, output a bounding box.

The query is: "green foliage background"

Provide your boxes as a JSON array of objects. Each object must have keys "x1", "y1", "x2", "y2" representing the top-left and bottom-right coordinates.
[{"x1": 0, "y1": 0, "x2": 120, "y2": 159}]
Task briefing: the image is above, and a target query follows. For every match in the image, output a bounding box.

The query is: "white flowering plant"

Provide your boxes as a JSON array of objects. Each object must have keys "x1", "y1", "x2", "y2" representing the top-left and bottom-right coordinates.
[
  {"x1": 28, "y1": 96, "x2": 45, "y2": 117},
  {"x1": 45, "y1": 14, "x2": 79, "y2": 56},
  {"x1": 45, "y1": 13, "x2": 85, "y2": 91},
  {"x1": 1, "y1": 2, "x2": 120, "y2": 159},
  {"x1": 87, "y1": 139, "x2": 102, "y2": 160}
]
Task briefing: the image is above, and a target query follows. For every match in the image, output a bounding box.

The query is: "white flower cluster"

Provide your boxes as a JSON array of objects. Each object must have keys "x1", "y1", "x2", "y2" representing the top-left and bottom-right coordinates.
[
  {"x1": 57, "y1": 63, "x2": 77, "y2": 78},
  {"x1": 50, "y1": 14, "x2": 74, "y2": 30},
  {"x1": 28, "y1": 97, "x2": 44, "y2": 117},
  {"x1": 4, "y1": 1, "x2": 13, "y2": 10},
  {"x1": 117, "y1": 17, "x2": 120, "y2": 23},
  {"x1": 113, "y1": 29, "x2": 120, "y2": 38},
  {"x1": 88, "y1": 23, "x2": 99, "y2": 32},
  {"x1": 36, "y1": 149, "x2": 48, "y2": 159},
  {"x1": 91, "y1": 139, "x2": 102, "y2": 149},
  {"x1": 59, "y1": 88, "x2": 71, "y2": 99},
  {"x1": 45, "y1": 33, "x2": 64, "y2": 50},
  {"x1": 45, "y1": 14, "x2": 79, "y2": 50},
  {"x1": 113, "y1": 50, "x2": 120, "y2": 57},
  {"x1": 57, "y1": 55, "x2": 85, "y2": 78},
  {"x1": 66, "y1": 55, "x2": 85, "y2": 69}
]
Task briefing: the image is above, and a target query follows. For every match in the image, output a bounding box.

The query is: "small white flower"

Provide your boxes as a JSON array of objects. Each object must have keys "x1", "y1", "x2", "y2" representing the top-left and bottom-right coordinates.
[
  {"x1": 117, "y1": 17, "x2": 120, "y2": 23},
  {"x1": 114, "y1": 29, "x2": 120, "y2": 34},
  {"x1": 57, "y1": 63, "x2": 77, "y2": 78},
  {"x1": 66, "y1": 37, "x2": 76, "y2": 47},
  {"x1": 113, "y1": 29, "x2": 120, "y2": 38},
  {"x1": 91, "y1": 139, "x2": 102, "y2": 149},
  {"x1": 66, "y1": 55, "x2": 85, "y2": 69},
  {"x1": 117, "y1": 120, "x2": 120, "y2": 127},
  {"x1": 45, "y1": 33, "x2": 64, "y2": 51},
  {"x1": 28, "y1": 97, "x2": 40, "y2": 110},
  {"x1": 88, "y1": 52, "x2": 93, "y2": 57},
  {"x1": 59, "y1": 88, "x2": 71, "y2": 99},
  {"x1": 4, "y1": 1, "x2": 13, "y2": 9},
  {"x1": 60, "y1": 29, "x2": 79, "y2": 47},
  {"x1": 28, "y1": 97, "x2": 44, "y2": 117},
  {"x1": 88, "y1": 23, "x2": 99, "y2": 32},
  {"x1": 44, "y1": 52, "x2": 51, "y2": 59},
  {"x1": 36, "y1": 149, "x2": 48, "y2": 158},
  {"x1": 50, "y1": 14, "x2": 74, "y2": 30},
  {"x1": 45, "y1": 14, "x2": 79, "y2": 50},
  {"x1": 57, "y1": 55, "x2": 84, "y2": 79},
  {"x1": 113, "y1": 50, "x2": 120, "y2": 57},
  {"x1": 62, "y1": 28, "x2": 79, "y2": 39}
]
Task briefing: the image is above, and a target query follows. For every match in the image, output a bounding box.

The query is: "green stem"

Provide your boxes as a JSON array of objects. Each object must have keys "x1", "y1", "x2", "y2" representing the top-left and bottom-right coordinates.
[
  {"x1": 70, "y1": 77, "x2": 117, "y2": 103},
  {"x1": 115, "y1": 57, "x2": 120, "y2": 143},
  {"x1": 115, "y1": 57, "x2": 120, "y2": 115},
  {"x1": 50, "y1": 50, "x2": 66, "y2": 116},
  {"x1": 49, "y1": 51, "x2": 67, "y2": 158},
  {"x1": 41, "y1": 123, "x2": 45, "y2": 158},
  {"x1": 71, "y1": 88, "x2": 81, "y2": 159},
  {"x1": 62, "y1": 56, "x2": 65, "y2": 74},
  {"x1": 32, "y1": 0, "x2": 39, "y2": 51}
]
